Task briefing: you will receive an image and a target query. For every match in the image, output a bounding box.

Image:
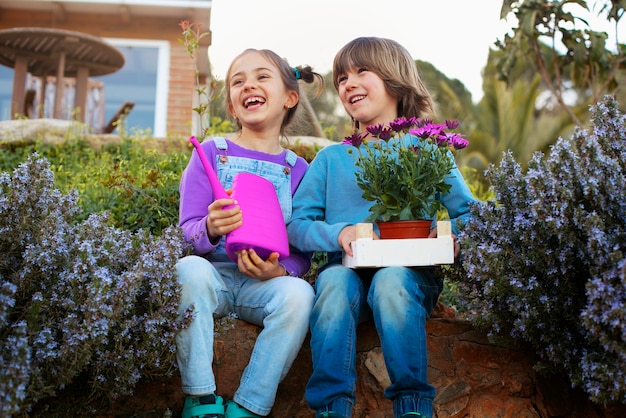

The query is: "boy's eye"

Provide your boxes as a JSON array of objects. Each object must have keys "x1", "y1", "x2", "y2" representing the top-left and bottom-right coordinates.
[
  {"x1": 357, "y1": 67, "x2": 368, "y2": 74},
  {"x1": 337, "y1": 75, "x2": 347, "y2": 83}
]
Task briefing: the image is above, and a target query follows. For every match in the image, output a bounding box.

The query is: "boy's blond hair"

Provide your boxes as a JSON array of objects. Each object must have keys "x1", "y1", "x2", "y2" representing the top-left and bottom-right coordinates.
[{"x1": 332, "y1": 37, "x2": 434, "y2": 128}]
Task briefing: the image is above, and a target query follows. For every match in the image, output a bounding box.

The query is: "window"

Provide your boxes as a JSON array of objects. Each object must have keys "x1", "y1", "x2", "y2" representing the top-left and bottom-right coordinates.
[
  {"x1": 94, "y1": 38, "x2": 170, "y2": 137},
  {"x1": 0, "y1": 66, "x2": 14, "y2": 120}
]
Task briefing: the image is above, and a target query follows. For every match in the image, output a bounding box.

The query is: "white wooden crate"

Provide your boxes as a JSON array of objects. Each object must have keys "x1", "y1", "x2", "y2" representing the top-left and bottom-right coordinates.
[{"x1": 342, "y1": 221, "x2": 454, "y2": 268}]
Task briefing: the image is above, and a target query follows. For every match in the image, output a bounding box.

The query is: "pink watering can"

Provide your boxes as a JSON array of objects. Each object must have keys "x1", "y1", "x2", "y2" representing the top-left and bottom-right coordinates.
[{"x1": 189, "y1": 136, "x2": 290, "y2": 262}]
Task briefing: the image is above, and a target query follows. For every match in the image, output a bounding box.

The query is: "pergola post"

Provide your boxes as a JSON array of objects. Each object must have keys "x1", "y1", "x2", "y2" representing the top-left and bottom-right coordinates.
[{"x1": 10, "y1": 55, "x2": 27, "y2": 119}]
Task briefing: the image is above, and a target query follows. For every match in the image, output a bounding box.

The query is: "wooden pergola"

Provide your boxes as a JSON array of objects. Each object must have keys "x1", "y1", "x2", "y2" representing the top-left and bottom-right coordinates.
[{"x1": 0, "y1": 27, "x2": 125, "y2": 122}]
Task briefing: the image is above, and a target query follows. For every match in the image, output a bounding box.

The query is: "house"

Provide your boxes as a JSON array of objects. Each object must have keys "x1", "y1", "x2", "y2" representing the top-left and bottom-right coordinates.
[{"x1": 0, "y1": 0, "x2": 212, "y2": 138}]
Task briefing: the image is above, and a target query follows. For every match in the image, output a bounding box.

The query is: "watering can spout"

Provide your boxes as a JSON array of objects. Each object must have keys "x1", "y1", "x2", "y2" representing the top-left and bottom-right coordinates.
[{"x1": 189, "y1": 136, "x2": 229, "y2": 200}]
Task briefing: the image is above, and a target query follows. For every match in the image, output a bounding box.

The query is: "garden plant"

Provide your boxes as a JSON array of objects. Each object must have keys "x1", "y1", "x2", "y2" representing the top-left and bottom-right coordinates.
[
  {"x1": 0, "y1": 154, "x2": 191, "y2": 416},
  {"x1": 449, "y1": 95, "x2": 626, "y2": 405}
]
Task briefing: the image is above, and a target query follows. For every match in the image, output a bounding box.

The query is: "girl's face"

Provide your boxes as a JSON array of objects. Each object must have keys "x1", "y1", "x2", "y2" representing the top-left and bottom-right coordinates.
[
  {"x1": 228, "y1": 51, "x2": 298, "y2": 132},
  {"x1": 336, "y1": 66, "x2": 397, "y2": 128}
]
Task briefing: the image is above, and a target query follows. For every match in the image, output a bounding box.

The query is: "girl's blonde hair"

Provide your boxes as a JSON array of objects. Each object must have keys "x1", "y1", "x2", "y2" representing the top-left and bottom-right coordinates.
[
  {"x1": 225, "y1": 48, "x2": 324, "y2": 136},
  {"x1": 332, "y1": 37, "x2": 434, "y2": 127}
]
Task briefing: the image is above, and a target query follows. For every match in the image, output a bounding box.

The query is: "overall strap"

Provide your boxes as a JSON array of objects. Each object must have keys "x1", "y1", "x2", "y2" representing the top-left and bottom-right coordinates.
[
  {"x1": 214, "y1": 136, "x2": 228, "y2": 150},
  {"x1": 285, "y1": 149, "x2": 297, "y2": 168},
  {"x1": 215, "y1": 136, "x2": 296, "y2": 168},
  {"x1": 213, "y1": 137, "x2": 228, "y2": 162}
]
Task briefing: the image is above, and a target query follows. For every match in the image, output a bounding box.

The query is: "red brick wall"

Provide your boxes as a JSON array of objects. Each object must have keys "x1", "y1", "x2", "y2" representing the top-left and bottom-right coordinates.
[{"x1": 168, "y1": 43, "x2": 196, "y2": 137}]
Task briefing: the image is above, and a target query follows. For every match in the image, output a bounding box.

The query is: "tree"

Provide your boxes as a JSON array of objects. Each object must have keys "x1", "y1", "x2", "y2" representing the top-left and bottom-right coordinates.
[
  {"x1": 416, "y1": 60, "x2": 474, "y2": 122},
  {"x1": 496, "y1": 0, "x2": 625, "y2": 125}
]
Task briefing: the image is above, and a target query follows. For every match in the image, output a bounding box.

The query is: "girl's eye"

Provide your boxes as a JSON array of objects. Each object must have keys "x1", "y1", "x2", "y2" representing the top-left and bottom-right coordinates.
[
  {"x1": 337, "y1": 75, "x2": 347, "y2": 83},
  {"x1": 258, "y1": 74, "x2": 269, "y2": 80},
  {"x1": 357, "y1": 67, "x2": 368, "y2": 74},
  {"x1": 232, "y1": 79, "x2": 243, "y2": 86}
]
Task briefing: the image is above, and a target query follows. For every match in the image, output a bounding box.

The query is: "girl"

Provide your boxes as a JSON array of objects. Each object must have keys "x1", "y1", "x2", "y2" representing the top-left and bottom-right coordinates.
[
  {"x1": 177, "y1": 49, "x2": 323, "y2": 418},
  {"x1": 287, "y1": 37, "x2": 477, "y2": 418}
]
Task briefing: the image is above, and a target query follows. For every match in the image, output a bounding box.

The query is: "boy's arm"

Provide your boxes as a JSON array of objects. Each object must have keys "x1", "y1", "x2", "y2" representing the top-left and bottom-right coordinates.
[
  {"x1": 287, "y1": 155, "x2": 349, "y2": 253},
  {"x1": 441, "y1": 165, "x2": 478, "y2": 235}
]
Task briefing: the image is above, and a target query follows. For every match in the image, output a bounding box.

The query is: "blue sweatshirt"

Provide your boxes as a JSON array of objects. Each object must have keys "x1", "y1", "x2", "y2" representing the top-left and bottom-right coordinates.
[{"x1": 286, "y1": 137, "x2": 477, "y2": 262}]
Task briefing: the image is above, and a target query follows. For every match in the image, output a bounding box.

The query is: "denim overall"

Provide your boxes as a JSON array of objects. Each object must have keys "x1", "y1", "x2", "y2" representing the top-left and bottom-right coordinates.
[
  {"x1": 175, "y1": 137, "x2": 314, "y2": 416},
  {"x1": 210, "y1": 136, "x2": 297, "y2": 260}
]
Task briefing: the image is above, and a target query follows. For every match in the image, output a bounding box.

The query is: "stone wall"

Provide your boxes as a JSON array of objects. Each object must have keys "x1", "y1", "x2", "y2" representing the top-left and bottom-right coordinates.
[{"x1": 110, "y1": 305, "x2": 626, "y2": 418}]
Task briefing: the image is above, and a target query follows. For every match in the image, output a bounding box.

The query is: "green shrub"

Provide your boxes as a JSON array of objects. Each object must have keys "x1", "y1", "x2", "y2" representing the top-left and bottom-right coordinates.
[
  {"x1": 450, "y1": 96, "x2": 626, "y2": 404},
  {"x1": 0, "y1": 137, "x2": 189, "y2": 235},
  {"x1": 0, "y1": 155, "x2": 191, "y2": 416}
]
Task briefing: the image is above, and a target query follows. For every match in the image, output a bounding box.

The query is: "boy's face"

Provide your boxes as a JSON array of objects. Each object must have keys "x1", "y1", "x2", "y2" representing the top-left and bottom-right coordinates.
[
  {"x1": 227, "y1": 52, "x2": 298, "y2": 131},
  {"x1": 336, "y1": 66, "x2": 397, "y2": 128}
]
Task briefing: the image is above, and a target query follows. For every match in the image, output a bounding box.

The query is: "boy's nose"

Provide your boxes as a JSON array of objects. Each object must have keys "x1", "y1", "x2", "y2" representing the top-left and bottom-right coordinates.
[{"x1": 345, "y1": 74, "x2": 358, "y2": 88}]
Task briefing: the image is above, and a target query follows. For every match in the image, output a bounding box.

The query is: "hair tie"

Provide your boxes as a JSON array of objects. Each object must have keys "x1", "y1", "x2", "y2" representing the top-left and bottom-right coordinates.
[{"x1": 293, "y1": 67, "x2": 301, "y2": 80}]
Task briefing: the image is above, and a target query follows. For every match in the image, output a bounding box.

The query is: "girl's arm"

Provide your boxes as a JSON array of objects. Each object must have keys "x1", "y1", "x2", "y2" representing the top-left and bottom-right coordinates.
[{"x1": 179, "y1": 143, "x2": 220, "y2": 255}]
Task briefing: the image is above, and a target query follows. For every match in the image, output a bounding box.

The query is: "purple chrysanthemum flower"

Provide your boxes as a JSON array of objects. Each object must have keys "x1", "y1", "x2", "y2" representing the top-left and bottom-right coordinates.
[
  {"x1": 366, "y1": 123, "x2": 384, "y2": 137},
  {"x1": 449, "y1": 134, "x2": 469, "y2": 149},
  {"x1": 410, "y1": 123, "x2": 445, "y2": 139},
  {"x1": 378, "y1": 127, "x2": 393, "y2": 140},
  {"x1": 415, "y1": 118, "x2": 433, "y2": 128},
  {"x1": 435, "y1": 133, "x2": 452, "y2": 147},
  {"x1": 445, "y1": 119, "x2": 459, "y2": 130},
  {"x1": 436, "y1": 131, "x2": 467, "y2": 148},
  {"x1": 389, "y1": 117, "x2": 410, "y2": 132},
  {"x1": 342, "y1": 132, "x2": 367, "y2": 146}
]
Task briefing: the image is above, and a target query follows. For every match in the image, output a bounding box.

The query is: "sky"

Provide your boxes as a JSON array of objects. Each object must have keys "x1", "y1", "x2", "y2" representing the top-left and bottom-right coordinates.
[
  {"x1": 207, "y1": 0, "x2": 510, "y2": 101},
  {"x1": 207, "y1": 0, "x2": 624, "y2": 102}
]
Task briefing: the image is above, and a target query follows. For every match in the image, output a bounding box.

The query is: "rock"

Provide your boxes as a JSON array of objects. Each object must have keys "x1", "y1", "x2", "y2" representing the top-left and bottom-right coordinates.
[
  {"x1": 0, "y1": 118, "x2": 78, "y2": 143},
  {"x1": 110, "y1": 303, "x2": 626, "y2": 417}
]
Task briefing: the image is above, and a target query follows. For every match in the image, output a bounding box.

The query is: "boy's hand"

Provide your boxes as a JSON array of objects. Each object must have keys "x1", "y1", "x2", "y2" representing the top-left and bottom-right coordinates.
[
  {"x1": 429, "y1": 226, "x2": 461, "y2": 258},
  {"x1": 338, "y1": 225, "x2": 357, "y2": 256},
  {"x1": 339, "y1": 225, "x2": 379, "y2": 257}
]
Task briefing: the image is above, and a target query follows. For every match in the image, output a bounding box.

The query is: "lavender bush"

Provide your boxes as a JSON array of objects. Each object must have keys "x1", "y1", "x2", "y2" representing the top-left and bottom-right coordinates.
[
  {"x1": 450, "y1": 96, "x2": 625, "y2": 404},
  {"x1": 0, "y1": 154, "x2": 190, "y2": 416}
]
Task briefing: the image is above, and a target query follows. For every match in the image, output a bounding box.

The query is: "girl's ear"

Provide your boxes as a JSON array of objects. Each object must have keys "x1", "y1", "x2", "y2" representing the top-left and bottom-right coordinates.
[
  {"x1": 228, "y1": 103, "x2": 237, "y2": 118},
  {"x1": 285, "y1": 91, "x2": 299, "y2": 109}
]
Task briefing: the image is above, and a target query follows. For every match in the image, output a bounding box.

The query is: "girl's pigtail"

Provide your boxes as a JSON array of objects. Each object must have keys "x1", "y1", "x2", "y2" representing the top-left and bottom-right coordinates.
[{"x1": 294, "y1": 65, "x2": 325, "y2": 96}]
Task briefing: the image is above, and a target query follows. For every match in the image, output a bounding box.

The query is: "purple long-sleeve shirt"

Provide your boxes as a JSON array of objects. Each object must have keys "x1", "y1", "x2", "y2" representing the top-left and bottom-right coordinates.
[{"x1": 179, "y1": 137, "x2": 311, "y2": 277}]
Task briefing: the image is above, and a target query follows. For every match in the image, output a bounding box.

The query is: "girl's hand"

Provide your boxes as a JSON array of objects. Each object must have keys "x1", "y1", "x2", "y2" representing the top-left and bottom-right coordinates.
[
  {"x1": 429, "y1": 227, "x2": 461, "y2": 259},
  {"x1": 236, "y1": 249, "x2": 284, "y2": 280},
  {"x1": 206, "y1": 197, "x2": 242, "y2": 241}
]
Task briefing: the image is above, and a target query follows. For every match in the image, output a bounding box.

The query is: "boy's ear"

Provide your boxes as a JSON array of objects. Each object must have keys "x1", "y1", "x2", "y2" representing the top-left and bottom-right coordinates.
[{"x1": 285, "y1": 91, "x2": 299, "y2": 109}]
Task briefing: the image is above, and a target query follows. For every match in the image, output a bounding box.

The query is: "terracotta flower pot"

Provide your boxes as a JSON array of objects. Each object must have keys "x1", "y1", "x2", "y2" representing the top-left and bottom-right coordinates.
[{"x1": 376, "y1": 219, "x2": 432, "y2": 239}]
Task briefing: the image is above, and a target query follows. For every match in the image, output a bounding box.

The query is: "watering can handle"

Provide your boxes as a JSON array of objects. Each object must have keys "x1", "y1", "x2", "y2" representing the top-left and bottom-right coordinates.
[{"x1": 189, "y1": 136, "x2": 229, "y2": 200}]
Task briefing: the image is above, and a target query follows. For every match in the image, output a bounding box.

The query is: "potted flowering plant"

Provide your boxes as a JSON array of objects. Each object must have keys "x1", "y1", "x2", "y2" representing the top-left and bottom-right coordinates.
[{"x1": 343, "y1": 116, "x2": 468, "y2": 236}]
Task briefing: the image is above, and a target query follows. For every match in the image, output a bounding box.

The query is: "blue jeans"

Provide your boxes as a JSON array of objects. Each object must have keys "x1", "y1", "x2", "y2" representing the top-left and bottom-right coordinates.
[
  {"x1": 176, "y1": 255, "x2": 314, "y2": 416},
  {"x1": 306, "y1": 264, "x2": 442, "y2": 418}
]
